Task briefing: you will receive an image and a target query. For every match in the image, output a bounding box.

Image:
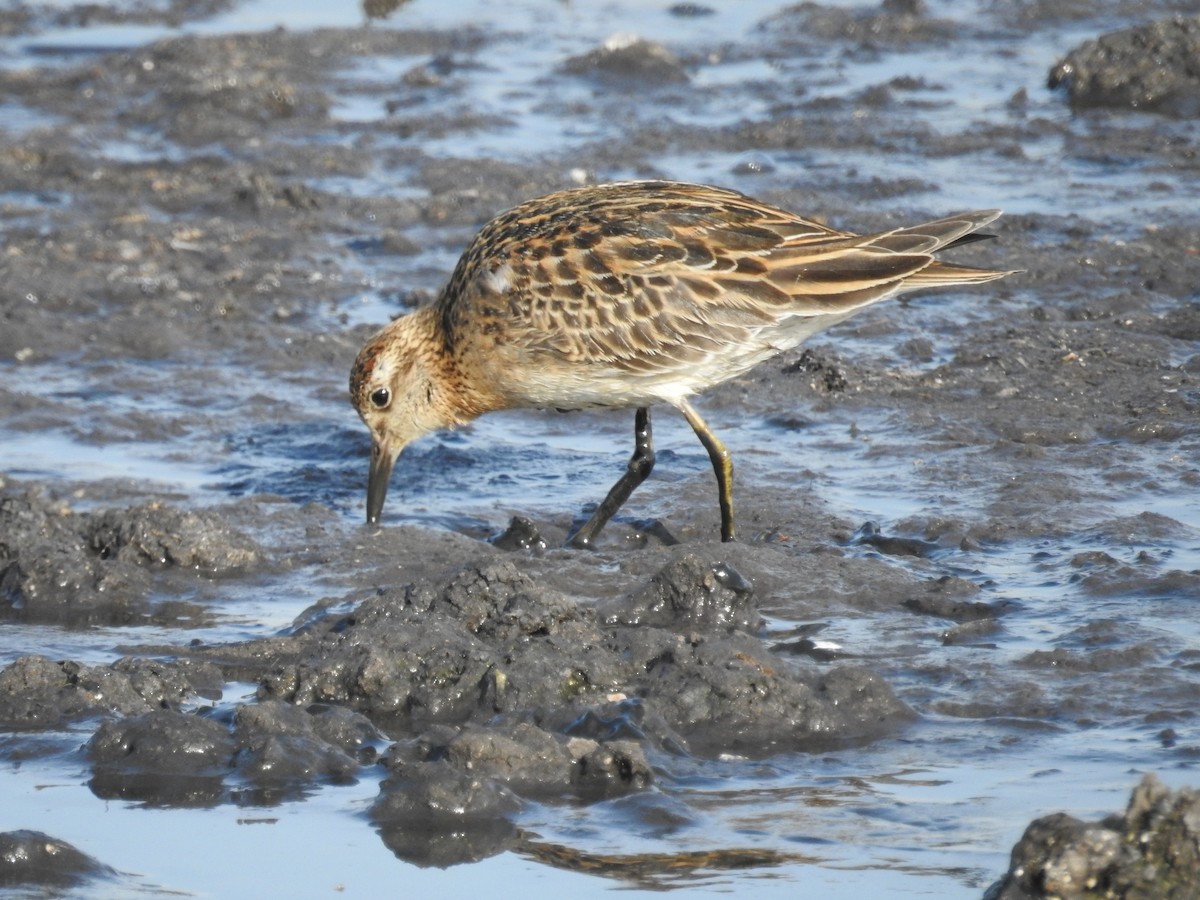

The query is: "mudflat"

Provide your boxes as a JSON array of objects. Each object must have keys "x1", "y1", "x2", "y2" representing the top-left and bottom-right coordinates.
[{"x1": 0, "y1": 2, "x2": 1197, "y2": 896}]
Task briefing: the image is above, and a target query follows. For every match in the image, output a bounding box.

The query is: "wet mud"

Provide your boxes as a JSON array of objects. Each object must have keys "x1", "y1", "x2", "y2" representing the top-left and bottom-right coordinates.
[
  {"x1": 987, "y1": 775, "x2": 1200, "y2": 900},
  {"x1": 0, "y1": 0, "x2": 1198, "y2": 896},
  {"x1": 0, "y1": 830, "x2": 116, "y2": 891}
]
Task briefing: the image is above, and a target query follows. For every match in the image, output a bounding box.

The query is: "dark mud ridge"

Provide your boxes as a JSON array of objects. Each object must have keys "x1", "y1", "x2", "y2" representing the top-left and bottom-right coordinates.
[{"x1": 0, "y1": 482, "x2": 915, "y2": 873}]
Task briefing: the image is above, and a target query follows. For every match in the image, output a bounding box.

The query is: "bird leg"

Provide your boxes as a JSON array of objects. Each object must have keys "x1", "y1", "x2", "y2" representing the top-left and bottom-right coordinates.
[
  {"x1": 677, "y1": 399, "x2": 735, "y2": 542},
  {"x1": 567, "y1": 407, "x2": 655, "y2": 549}
]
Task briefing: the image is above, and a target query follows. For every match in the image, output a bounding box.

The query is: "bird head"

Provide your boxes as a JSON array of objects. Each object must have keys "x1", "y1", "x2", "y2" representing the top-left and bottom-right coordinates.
[{"x1": 349, "y1": 313, "x2": 446, "y2": 524}]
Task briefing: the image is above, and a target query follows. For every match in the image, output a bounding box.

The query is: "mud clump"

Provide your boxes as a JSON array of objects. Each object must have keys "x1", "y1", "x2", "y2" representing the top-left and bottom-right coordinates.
[
  {"x1": 0, "y1": 484, "x2": 262, "y2": 625},
  {"x1": 563, "y1": 34, "x2": 690, "y2": 85},
  {"x1": 758, "y1": 1, "x2": 956, "y2": 49},
  {"x1": 986, "y1": 774, "x2": 1200, "y2": 899},
  {"x1": 371, "y1": 768, "x2": 522, "y2": 867},
  {"x1": 0, "y1": 830, "x2": 117, "y2": 890},
  {"x1": 598, "y1": 553, "x2": 761, "y2": 632},
  {"x1": 12, "y1": 547, "x2": 911, "y2": 863},
  {"x1": 256, "y1": 554, "x2": 911, "y2": 757},
  {"x1": 87, "y1": 503, "x2": 262, "y2": 571},
  {"x1": 1049, "y1": 15, "x2": 1200, "y2": 117},
  {"x1": 87, "y1": 710, "x2": 237, "y2": 807},
  {"x1": 86, "y1": 700, "x2": 381, "y2": 808},
  {"x1": 0, "y1": 654, "x2": 223, "y2": 730},
  {"x1": 372, "y1": 722, "x2": 652, "y2": 865}
]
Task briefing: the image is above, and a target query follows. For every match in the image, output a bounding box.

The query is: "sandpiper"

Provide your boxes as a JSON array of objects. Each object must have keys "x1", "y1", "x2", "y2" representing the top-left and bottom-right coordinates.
[{"x1": 350, "y1": 180, "x2": 1014, "y2": 547}]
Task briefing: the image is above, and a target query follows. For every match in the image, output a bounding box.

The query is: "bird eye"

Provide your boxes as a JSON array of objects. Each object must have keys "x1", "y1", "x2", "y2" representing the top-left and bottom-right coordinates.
[{"x1": 369, "y1": 387, "x2": 391, "y2": 409}]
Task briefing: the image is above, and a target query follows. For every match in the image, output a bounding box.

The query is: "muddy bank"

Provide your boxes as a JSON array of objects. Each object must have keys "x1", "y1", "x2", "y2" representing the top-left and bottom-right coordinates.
[
  {"x1": 0, "y1": 479, "x2": 914, "y2": 861},
  {"x1": 0, "y1": 0, "x2": 1198, "y2": 896}
]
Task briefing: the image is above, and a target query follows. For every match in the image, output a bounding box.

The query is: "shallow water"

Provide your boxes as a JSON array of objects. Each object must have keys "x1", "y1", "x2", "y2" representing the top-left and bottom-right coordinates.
[{"x1": 2, "y1": 0, "x2": 1199, "y2": 897}]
